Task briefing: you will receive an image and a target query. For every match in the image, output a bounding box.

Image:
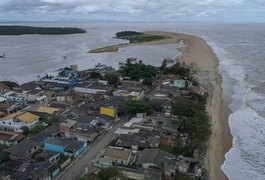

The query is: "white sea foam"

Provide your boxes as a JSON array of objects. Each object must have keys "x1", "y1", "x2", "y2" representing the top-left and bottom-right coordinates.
[
  {"x1": 222, "y1": 107, "x2": 265, "y2": 180},
  {"x1": 208, "y1": 40, "x2": 265, "y2": 180}
]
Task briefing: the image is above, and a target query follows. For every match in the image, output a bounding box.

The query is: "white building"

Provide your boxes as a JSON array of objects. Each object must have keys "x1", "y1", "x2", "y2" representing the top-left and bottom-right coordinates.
[{"x1": 0, "y1": 112, "x2": 40, "y2": 132}]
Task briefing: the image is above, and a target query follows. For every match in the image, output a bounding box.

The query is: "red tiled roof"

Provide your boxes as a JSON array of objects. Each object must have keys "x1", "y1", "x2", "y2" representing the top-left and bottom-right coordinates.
[{"x1": 0, "y1": 83, "x2": 10, "y2": 91}]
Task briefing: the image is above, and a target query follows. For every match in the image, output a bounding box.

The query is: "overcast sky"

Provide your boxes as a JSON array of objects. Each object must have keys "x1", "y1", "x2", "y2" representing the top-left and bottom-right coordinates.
[{"x1": 0, "y1": 0, "x2": 264, "y2": 22}]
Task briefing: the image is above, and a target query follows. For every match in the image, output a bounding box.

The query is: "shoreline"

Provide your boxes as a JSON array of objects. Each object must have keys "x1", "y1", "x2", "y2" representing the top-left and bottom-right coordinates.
[
  {"x1": 158, "y1": 31, "x2": 232, "y2": 180},
  {"x1": 91, "y1": 31, "x2": 232, "y2": 179}
]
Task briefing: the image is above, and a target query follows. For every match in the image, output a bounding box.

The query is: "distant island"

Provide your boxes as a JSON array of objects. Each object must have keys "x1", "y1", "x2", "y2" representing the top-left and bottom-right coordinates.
[
  {"x1": 115, "y1": 31, "x2": 167, "y2": 43},
  {"x1": 0, "y1": 26, "x2": 86, "y2": 35},
  {"x1": 89, "y1": 31, "x2": 169, "y2": 53}
]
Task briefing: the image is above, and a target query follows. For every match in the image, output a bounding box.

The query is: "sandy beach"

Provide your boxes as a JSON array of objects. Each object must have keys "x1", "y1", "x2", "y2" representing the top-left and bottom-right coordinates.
[{"x1": 90, "y1": 31, "x2": 232, "y2": 179}]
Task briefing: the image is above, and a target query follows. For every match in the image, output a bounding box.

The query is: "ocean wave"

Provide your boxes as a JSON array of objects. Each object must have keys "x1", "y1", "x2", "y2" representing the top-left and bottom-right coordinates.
[
  {"x1": 222, "y1": 107, "x2": 265, "y2": 180},
  {"x1": 208, "y1": 40, "x2": 265, "y2": 180}
]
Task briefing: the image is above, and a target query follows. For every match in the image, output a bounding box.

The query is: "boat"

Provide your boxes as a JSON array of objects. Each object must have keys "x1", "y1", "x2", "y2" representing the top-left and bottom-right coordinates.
[{"x1": 0, "y1": 54, "x2": 5, "y2": 59}]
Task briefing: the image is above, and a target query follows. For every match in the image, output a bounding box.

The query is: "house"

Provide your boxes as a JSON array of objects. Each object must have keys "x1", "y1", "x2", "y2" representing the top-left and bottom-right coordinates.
[
  {"x1": 118, "y1": 167, "x2": 162, "y2": 180},
  {"x1": 41, "y1": 76, "x2": 81, "y2": 89},
  {"x1": 36, "y1": 106, "x2": 59, "y2": 115},
  {"x1": 59, "y1": 68, "x2": 77, "y2": 78},
  {"x1": 169, "y1": 80, "x2": 193, "y2": 89},
  {"x1": 99, "y1": 106, "x2": 117, "y2": 118},
  {"x1": 116, "y1": 134, "x2": 149, "y2": 151},
  {"x1": 96, "y1": 147, "x2": 133, "y2": 167},
  {"x1": 0, "y1": 83, "x2": 10, "y2": 93},
  {"x1": 59, "y1": 119, "x2": 77, "y2": 134},
  {"x1": 24, "y1": 89, "x2": 48, "y2": 104},
  {"x1": 9, "y1": 161, "x2": 51, "y2": 180},
  {"x1": 0, "y1": 112, "x2": 40, "y2": 132},
  {"x1": 36, "y1": 150, "x2": 61, "y2": 164},
  {"x1": 6, "y1": 124, "x2": 59, "y2": 161},
  {"x1": 44, "y1": 138, "x2": 86, "y2": 157},
  {"x1": 74, "y1": 84, "x2": 113, "y2": 95},
  {"x1": 0, "y1": 130, "x2": 25, "y2": 146},
  {"x1": 6, "y1": 139, "x2": 41, "y2": 161},
  {"x1": 1, "y1": 91, "x2": 24, "y2": 103},
  {"x1": 137, "y1": 149, "x2": 178, "y2": 176},
  {"x1": 137, "y1": 149, "x2": 195, "y2": 176},
  {"x1": 0, "y1": 97, "x2": 7, "y2": 103},
  {"x1": 59, "y1": 119, "x2": 99, "y2": 143},
  {"x1": 0, "y1": 102, "x2": 21, "y2": 114}
]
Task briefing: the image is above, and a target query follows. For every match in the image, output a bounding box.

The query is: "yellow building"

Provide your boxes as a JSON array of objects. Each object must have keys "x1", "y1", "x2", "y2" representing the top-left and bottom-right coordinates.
[
  {"x1": 37, "y1": 106, "x2": 59, "y2": 115},
  {"x1": 100, "y1": 107, "x2": 116, "y2": 118}
]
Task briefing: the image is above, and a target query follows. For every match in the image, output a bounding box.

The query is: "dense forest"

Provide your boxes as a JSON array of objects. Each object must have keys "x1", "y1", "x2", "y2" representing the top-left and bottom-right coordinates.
[
  {"x1": 115, "y1": 31, "x2": 167, "y2": 43},
  {"x1": 0, "y1": 26, "x2": 86, "y2": 35}
]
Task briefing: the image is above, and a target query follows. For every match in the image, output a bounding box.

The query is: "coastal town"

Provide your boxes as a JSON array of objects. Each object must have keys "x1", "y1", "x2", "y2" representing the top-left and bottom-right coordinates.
[{"x1": 0, "y1": 54, "x2": 211, "y2": 180}]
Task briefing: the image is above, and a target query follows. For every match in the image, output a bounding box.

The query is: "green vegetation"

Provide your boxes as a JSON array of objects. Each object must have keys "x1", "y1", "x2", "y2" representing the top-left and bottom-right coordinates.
[
  {"x1": 35, "y1": 156, "x2": 45, "y2": 162},
  {"x1": 119, "y1": 59, "x2": 160, "y2": 81},
  {"x1": 172, "y1": 93, "x2": 211, "y2": 152},
  {"x1": 104, "y1": 73, "x2": 120, "y2": 87},
  {"x1": 30, "y1": 124, "x2": 46, "y2": 135},
  {"x1": 0, "y1": 150, "x2": 10, "y2": 164},
  {"x1": 158, "y1": 144, "x2": 192, "y2": 157},
  {"x1": 98, "y1": 167, "x2": 122, "y2": 180},
  {"x1": 142, "y1": 78, "x2": 153, "y2": 86},
  {"x1": 174, "y1": 173, "x2": 193, "y2": 180},
  {"x1": 116, "y1": 31, "x2": 167, "y2": 43},
  {"x1": 0, "y1": 26, "x2": 86, "y2": 35},
  {"x1": 122, "y1": 99, "x2": 154, "y2": 115},
  {"x1": 89, "y1": 71, "x2": 102, "y2": 78},
  {"x1": 0, "y1": 81, "x2": 18, "y2": 89},
  {"x1": 116, "y1": 31, "x2": 142, "y2": 37},
  {"x1": 162, "y1": 61, "x2": 191, "y2": 78},
  {"x1": 23, "y1": 124, "x2": 46, "y2": 136}
]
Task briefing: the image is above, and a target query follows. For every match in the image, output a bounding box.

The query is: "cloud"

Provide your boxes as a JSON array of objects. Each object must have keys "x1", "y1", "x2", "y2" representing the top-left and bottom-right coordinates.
[{"x1": 0, "y1": 0, "x2": 264, "y2": 22}]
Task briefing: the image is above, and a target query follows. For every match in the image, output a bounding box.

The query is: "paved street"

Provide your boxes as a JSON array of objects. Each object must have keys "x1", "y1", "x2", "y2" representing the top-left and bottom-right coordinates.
[{"x1": 56, "y1": 117, "x2": 126, "y2": 180}]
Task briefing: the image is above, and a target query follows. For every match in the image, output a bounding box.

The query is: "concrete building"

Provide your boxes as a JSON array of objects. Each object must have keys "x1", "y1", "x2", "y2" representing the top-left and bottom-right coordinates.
[{"x1": 0, "y1": 112, "x2": 40, "y2": 132}]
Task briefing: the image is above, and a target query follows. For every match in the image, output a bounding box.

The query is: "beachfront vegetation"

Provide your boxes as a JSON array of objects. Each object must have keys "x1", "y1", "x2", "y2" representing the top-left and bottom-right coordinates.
[
  {"x1": 97, "y1": 167, "x2": 122, "y2": 180},
  {"x1": 116, "y1": 31, "x2": 142, "y2": 37},
  {"x1": 122, "y1": 99, "x2": 155, "y2": 115},
  {"x1": 0, "y1": 81, "x2": 18, "y2": 89},
  {"x1": 104, "y1": 72, "x2": 120, "y2": 87},
  {"x1": 162, "y1": 61, "x2": 191, "y2": 78},
  {"x1": 115, "y1": 31, "x2": 167, "y2": 43},
  {"x1": 89, "y1": 71, "x2": 102, "y2": 78},
  {"x1": 172, "y1": 92, "x2": 211, "y2": 152},
  {"x1": 119, "y1": 59, "x2": 160, "y2": 81},
  {"x1": 0, "y1": 26, "x2": 86, "y2": 35}
]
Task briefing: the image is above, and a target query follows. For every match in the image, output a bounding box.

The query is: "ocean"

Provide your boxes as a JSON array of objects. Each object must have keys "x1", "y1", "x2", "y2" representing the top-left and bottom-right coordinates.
[{"x1": 1, "y1": 23, "x2": 265, "y2": 179}]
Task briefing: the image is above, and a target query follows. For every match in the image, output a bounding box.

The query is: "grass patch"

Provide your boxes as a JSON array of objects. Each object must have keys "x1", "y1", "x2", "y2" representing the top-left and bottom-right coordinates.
[
  {"x1": 117, "y1": 34, "x2": 168, "y2": 43},
  {"x1": 159, "y1": 144, "x2": 193, "y2": 157},
  {"x1": 108, "y1": 138, "x2": 118, "y2": 146}
]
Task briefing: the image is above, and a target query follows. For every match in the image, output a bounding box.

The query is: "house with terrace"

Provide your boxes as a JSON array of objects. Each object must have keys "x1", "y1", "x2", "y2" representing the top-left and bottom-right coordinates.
[
  {"x1": 44, "y1": 138, "x2": 86, "y2": 158},
  {"x1": 0, "y1": 111, "x2": 40, "y2": 132},
  {"x1": 95, "y1": 146, "x2": 134, "y2": 168},
  {"x1": 0, "y1": 83, "x2": 10, "y2": 93}
]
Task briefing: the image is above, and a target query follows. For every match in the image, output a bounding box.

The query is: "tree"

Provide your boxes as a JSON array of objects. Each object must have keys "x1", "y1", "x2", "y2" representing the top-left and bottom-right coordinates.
[
  {"x1": 104, "y1": 73, "x2": 120, "y2": 87},
  {"x1": 143, "y1": 78, "x2": 153, "y2": 86},
  {"x1": 90, "y1": 71, "x2": 101, "y2": 78},
  {"x1": 122, "y1": 99, "x2": 154, "y2": 115},
  {"x1": 0, "y1": 81, "x2": 18, "y2": 89},
  {"x1": 119, "y1": 60, "x2": 160, "y2": 81},
  {"x1": 30, "y1": 124, "x2": 46, "y2": 135},
  {"x1": 22, "y1": 126, "x2": 30, "y2": 135},
  {"x1": 160, "y1": 60, "x2": 167, "y2": 71},
  {"x1": 98, "y1": 167, "x2": 121, "y2": 180}
]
